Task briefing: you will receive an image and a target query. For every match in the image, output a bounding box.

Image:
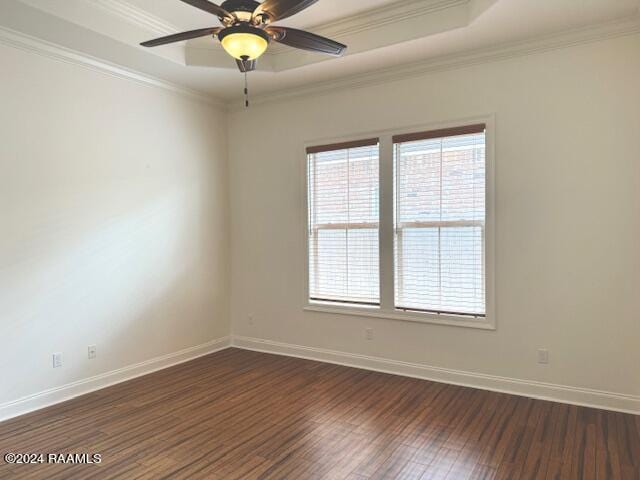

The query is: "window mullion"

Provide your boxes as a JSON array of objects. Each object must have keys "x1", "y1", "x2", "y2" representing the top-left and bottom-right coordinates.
[{"x1": 379, "y1": 135, "x2": 395, "y2": 311}]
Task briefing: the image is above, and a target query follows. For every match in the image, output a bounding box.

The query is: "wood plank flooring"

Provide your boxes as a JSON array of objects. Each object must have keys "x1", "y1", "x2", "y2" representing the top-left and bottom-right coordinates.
[{"x1": 0, "y1": 348, "x2": 638, "y2": 479}]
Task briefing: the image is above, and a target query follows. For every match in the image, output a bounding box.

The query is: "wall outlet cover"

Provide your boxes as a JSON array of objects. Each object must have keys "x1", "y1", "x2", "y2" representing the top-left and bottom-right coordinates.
[
  {"x1": 52, "y1": 352, "x2": 63, "y2": 368},
  {"x1": 537, "y1": 349, "x2": 549, "y2": 365}
]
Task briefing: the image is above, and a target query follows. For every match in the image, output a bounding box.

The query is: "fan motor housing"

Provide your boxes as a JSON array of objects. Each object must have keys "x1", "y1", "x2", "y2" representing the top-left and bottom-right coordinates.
[{"x1": 221, "y1": 0, "x2": 261, "y2": 15}]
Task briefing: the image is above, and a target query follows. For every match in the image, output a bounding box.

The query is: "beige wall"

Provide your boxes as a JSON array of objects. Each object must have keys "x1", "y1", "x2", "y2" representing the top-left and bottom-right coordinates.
[
  {"x1": 1, "y1": 30, "x2": 638, "y2": 416},
  {"x1": 228, "y1": 33, "x2": 640, "y2": 399},
  {"x1": 0, "y1": 43, "x2": 229, "y2": 406}
]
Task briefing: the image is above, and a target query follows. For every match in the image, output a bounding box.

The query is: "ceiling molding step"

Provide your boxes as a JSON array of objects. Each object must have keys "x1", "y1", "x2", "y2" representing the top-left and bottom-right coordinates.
[
  {"x1": 228, "y1": 15, "x2": 640, "y2": 110},
  {"x1": 299, "y1": 0, "x2": 471, "y2": 40},
  {"x1": 92, "y1": 0, "x2": 179, "y2": 36},
  {"x1": 16, "y1": 0, "x2": 187, "y2": 65},
  {"x1": 271, "y1": 4, "x2": 469, "y2": 71},
  {"x1": 468, "y1": 0, "x2": 500, "y2": 22},
  {"x1": 19, "y1": 0, "x2": 177, "y2": 37},
  {"x1": 184, "y1": 43, "x2": 277, "y2": 70},
  {"x1": 184, "y1": 0, "x2": 498, "y2": 72},
  {"x1": 0, "y1": 26, "x2": 226, "y2": 109},
  {"x1": 268, "y1": 0, "x2": 497, "y2": 71},
  {"x1": 185, "y1": 46, "x2": 275, "y2": 71}
]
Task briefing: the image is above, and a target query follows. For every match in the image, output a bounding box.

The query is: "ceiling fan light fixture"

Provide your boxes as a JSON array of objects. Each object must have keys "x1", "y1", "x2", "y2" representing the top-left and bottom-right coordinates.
[
  {"x1": 141, "y1": 0, "x2": 347, "y2": 74},
  {"x1": 218, "y1": 25, "x2": 270, "y2": 61}
]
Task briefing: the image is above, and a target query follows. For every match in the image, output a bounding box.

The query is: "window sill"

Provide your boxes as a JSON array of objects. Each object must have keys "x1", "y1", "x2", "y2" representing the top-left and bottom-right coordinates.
[{"x1": 303, "y1": 303, "x2": 496, "y2": 330}]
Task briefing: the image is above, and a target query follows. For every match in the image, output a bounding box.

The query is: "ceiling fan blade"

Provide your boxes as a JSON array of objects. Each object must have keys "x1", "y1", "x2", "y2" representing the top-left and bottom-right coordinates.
[
  {"x1": 236, "y1": 58, "x2": 257, "y2": 73},
  {"x1": 266, "y1": 27, "x2": 346, "y2": 56},
  {"x1": 140, "y1": 27, "x2": 220, "y2": 47},
  {"x1": 178, "y1": 0, "x2": 233, "y2": 21},
  {"x1": 254, "y1": 0, "x2": 318, "y2": 22}
]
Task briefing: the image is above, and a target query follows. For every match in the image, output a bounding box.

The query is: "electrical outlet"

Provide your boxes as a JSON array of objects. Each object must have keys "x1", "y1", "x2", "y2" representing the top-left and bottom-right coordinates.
[
  {"x1": 88, "y1": 345, "x2": 97, "y2": 360},
  {"x1": 365, "y1": 328, "x2": 374, "y2": 340},
  {"x1": 52, "y1": 352, "x2": 63, "y2": 368},
  {"x1": 537, "y1": 349, "x2": 549, "y2": 365}
]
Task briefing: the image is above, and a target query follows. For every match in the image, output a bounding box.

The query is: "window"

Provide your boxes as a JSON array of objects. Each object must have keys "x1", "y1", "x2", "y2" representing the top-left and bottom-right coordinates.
[
  {"x1": 305, "y1": 121, "x2": 492, "y2": 328},
  {"x1": 307, "y1": 139, "x2": 380, "y2": 306},
  {"x1": 394, "y1": 125, "x2": 486, "y2": 317}
]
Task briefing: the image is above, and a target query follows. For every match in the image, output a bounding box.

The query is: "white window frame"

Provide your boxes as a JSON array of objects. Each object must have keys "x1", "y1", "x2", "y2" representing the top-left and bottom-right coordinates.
[{"x1": 302, "y1": 115, "x2": 496, "y2": 330}]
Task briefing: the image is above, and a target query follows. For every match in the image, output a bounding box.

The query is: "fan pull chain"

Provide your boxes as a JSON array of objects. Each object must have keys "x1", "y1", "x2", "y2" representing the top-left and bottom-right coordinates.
[{"x1": 244, "y1": 71, "x2": 249, "y2": 108}]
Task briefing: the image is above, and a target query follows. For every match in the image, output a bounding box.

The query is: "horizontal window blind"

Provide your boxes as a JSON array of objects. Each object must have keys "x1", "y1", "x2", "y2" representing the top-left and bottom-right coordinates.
[
  {"x1": 307, "y1": 140, "x2": 380, "y2": 305},
  {"x1": 394, "y1": 126, "x2": 486, "y2": 317}
]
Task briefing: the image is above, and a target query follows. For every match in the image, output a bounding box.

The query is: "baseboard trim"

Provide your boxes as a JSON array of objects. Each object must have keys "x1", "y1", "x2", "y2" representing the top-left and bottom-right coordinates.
[
  {"x1": 3, "y1": 335, "x2": 636, "y2": 422},
  {"x1": 0, "y1": 336, "x2": 231, "y2": 422},
  {"x1": 232, "y1": 336, "x2": 640, "y2": 415}
]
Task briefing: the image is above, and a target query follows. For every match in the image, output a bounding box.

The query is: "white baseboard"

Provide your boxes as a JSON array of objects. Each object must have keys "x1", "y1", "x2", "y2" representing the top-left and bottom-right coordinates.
[
  {"x1": 232, "y1": 336, "x2": 640, "y2": 415},
  {"x1": 0, "y1": 336, "x2": 231, "y2": 422},
  {"x1": 3, "y1": 334, "x2": 636, "y2": 422}
]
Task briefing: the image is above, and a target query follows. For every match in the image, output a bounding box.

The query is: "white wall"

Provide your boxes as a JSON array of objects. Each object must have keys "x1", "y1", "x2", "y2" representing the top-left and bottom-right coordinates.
[
  {"x1": 0, "y1": 43, "x2": 229, "y2": 407},
  {"x1": 228, "y1": 34, "x2": 640, "y2": 403},
  {"x1": 1, "y1": 29, "x2": 638, "y2": 417}
]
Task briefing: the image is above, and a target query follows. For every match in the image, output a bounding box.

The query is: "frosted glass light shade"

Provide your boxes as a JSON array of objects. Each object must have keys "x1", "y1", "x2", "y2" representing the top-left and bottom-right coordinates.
[{"x1": 221, "y1": 32, "x2": 268, "y2": 60}]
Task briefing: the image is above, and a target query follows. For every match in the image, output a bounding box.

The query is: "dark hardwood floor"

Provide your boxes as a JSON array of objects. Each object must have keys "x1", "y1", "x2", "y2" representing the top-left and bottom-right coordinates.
[{"x1": 0, "y1": 348, "x2": 638, "y2": 479}]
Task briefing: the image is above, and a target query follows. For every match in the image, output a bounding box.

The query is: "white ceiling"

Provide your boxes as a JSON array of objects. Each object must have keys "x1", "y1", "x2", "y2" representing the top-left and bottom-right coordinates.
[
  {"x1": 2, "y1": 0, "x2": 639, "y2": 103},
  {"x1": 127, "y1": 0, "x2": 398, "y2": 29}
]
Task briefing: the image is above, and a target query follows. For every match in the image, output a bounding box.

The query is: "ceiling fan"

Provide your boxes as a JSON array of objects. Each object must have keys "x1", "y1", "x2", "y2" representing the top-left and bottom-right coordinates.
[{"x1": 140, "y1": 0, "x2": 347, "y2": 74}]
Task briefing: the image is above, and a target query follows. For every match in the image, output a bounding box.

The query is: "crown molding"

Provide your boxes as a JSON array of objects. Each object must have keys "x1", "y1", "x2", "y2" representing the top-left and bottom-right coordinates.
[
  {"x1": 228, "y1": 15, "x2": 640, "y2": 110},
  {"x1": 0, "y1": 26, "x2": 226, "y2": 109},
  {"x1": 2, "y1": 8, "x2": 638, "y2": 113},
  {"x1": 184, "y1": 0, "x2": 497, "y2": 71},
  {"x1": 268, "y1": 0, "x2": 496, "y2": 71},
  {"x1": 14, "y1": 0, "x2": 188, "y2": 65},
  {"x1": 92, "y1": 0, "x2": 179, "y2": 36},
  {"x1": 268, "y1": 0, "x2": 471, "y2": 56}
]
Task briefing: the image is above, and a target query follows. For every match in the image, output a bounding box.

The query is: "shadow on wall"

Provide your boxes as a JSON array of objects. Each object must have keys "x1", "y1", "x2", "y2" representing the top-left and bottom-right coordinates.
[{"x1": 0, "y1": 182, "x2": 223, "y2": 405}]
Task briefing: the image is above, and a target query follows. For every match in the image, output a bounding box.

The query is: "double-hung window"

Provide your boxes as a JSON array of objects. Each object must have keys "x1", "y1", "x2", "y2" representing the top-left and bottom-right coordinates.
[
  {"x1": 393, "y1": 125, "x2": 486, "y2": 317},
  {"x1": 306, "y1": 122, "x2": 491, "y2": 327},
  {"x1": 307, "y1": 139, "x2": 380, "y2": 306}
]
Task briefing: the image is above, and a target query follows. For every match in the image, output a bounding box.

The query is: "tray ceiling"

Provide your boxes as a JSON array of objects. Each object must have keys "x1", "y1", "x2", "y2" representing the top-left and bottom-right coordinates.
[{"x1": 1, "y1": 0, "x2": 638, "y2": 103}]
